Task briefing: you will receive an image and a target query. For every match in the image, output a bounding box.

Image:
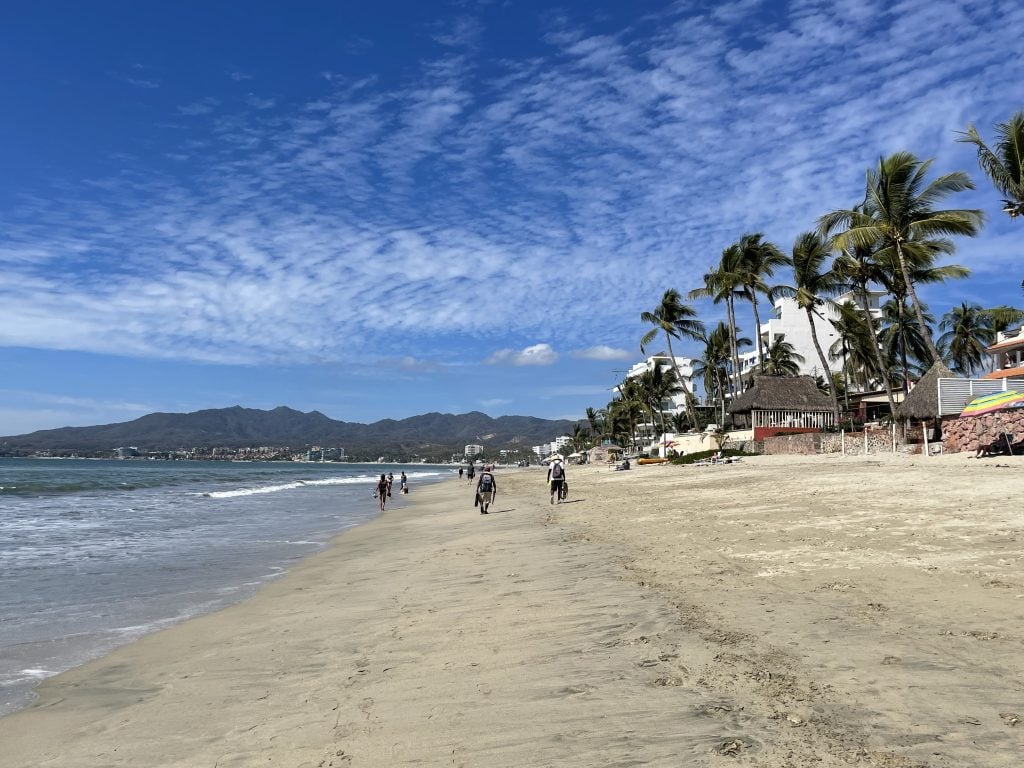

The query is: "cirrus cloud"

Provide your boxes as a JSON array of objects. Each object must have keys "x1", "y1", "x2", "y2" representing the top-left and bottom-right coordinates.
[{"x1": 486, "y1": 344, "x2": 559, "y2": 366}]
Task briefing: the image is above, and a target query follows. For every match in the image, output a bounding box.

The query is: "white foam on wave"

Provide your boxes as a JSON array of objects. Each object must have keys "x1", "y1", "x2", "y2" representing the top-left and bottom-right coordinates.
[
  {"x1": 2, "y1": 669, "x2": 55, "y2": 685},
  {"x1": 205, "y1": 475, "x2": 377, "y2": 499}
]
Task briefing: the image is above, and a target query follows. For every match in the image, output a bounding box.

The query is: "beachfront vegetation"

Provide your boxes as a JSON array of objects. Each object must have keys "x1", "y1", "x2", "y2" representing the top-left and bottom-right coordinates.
[
  {"x1": 594, "y1": 115, "x2": 1023, "y2": 450},
  {"x1": 958, "y1": 110, "x2": 1024, "y2": 220}
]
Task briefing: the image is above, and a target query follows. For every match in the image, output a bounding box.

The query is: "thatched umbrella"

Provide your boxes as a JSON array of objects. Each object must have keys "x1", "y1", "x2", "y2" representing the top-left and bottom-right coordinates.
[
  {"x1": 894, "y1": 360, "x2": 956, "y2": 421},
  {"x1": 728, "y1": 375, "x2": 835, "y2": 433},
  {"x1": 728, "y1": 375, "x2": 834, "y2": 415}
]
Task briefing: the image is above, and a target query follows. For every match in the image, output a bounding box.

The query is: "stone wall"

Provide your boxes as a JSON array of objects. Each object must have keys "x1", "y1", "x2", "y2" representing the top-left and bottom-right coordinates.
[
  {"x1": 762, "y1": 429, "x2": 911, "y2": 456},
  {"x1": 942, "y1": 411, "x2": 1024, "y2": 454},
  {"x1": 762, "y1": 433, "x2": 822, "y2": 455},
  {"x1": 822, "y1": 430, "x2": 905, "y2": 455}
]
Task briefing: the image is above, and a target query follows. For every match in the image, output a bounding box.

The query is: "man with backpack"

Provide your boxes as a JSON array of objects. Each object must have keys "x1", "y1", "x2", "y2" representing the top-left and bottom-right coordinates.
[
  {"x1": 476, "y1": 465, "x2": 497, "y2": 514},
  {"x1": 547, "y1": 458, "x2": 566, "y2": 504}
]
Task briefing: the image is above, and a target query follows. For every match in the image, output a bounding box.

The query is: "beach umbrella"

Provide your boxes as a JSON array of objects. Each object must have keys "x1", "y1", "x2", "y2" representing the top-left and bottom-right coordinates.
[{"x1": 961, "y1": 390, "x2": 1024, "y2": 417}]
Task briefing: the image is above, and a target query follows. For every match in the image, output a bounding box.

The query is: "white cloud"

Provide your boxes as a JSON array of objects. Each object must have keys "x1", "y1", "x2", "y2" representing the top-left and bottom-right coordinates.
[
  {"x1": 480, "y1": 397, "x2": 512, "y2": 407},
  {"x1": 487, "y1": 344, "x2": 559, "y2": 366},
  {"x1": 124, "y1": 76, "x2": 160, "y2": 89},
  {"x1": 572, "y1": 345, "x2": 632, "y2": 361},
  {"x1": 2, "y1": 0, "x2": 1019, "y2": 370},
  {"x1": 177, "y1": 97, "x2": 220, "y2": 116},
  {"x1": 245, "y1": 94, "x2": 276, "y2": 110}
]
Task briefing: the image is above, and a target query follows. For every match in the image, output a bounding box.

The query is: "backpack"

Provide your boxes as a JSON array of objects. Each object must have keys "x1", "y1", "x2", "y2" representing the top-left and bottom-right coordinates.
[
  {"x1": 550, "y1": 463, "x2": 563, "y2": 479},
  {"x1": 479, "y1": 472, "x2": 493, "y2": 492}
]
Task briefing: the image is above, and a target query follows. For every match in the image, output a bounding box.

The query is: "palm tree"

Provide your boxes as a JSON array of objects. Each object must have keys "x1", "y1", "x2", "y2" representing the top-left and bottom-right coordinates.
[
  {"x1": 821, "y1": 152, "x2": 984, "y2": 363},
  {"x1": 638, "y1": 365, "x2": 684, "y2": 455},
  {"x1": 585, "y1": 407, "x2": 606, "y2": 443},
  {"x1": 735, "y1": 233, "x2": 787, "y2": 375},
  {"x1": 570, "y1": 422, "x2": 591, "y2": 453},
  {"x1": 669, "y1": 411, "x2": 689, "y2": 434},
  {"x1": 879, "y1": 298, "x2": 936, "y2": 385},
  {"x1": 829, "y1": 302, "x2": 882, "y2": 393},
  {"x1": 689, "y1": 246, "x2": 746, "y2": 397},
  {"x1": 640, "y1": 289, "x2": 705, "y2": 429},
  {"x1": 610, "y1": 377, "x2": 647, "y2": 455},
  {"x1": 826, "y1": 214, "x2": 899, "y2": 417},
  {"x1": 828, "y1": 301, "x2": 871, "y2": 408},
  {"x1": 761, "y1": 337, "x2": 804, "y2": 377},
  {"x1": 773, "y1": 232, "x2": 844, "y2": 426},
  {"x1": 692, "y1": 321, "x2": 749, "y2": 426},
  {"x1": 958, "y1": 111, "x2": 1024, "y2": 220},
  {"x1": 938, "y1": 303, "x2": 995, "y2": 376}
]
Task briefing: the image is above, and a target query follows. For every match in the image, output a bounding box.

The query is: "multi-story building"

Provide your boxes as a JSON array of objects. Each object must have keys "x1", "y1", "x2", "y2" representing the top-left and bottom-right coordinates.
[
  {"x1": 464, "y1": 444, "x2": 484, "y2": 457},
  {"x1": 984, "y1": 324, "x2": 1024, "y2": 380},
  {"x1": 737, "y1": 290, "x2": 886, "y2": 380},
  {"x1": 624, "y1": 354, "x2": 697, "y2": 411}
]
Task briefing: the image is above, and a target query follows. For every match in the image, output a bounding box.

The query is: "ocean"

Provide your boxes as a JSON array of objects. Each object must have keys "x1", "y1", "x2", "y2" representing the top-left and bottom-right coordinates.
[{"x1": 0, "y1": 457, "x2": 451, "y2": 717}]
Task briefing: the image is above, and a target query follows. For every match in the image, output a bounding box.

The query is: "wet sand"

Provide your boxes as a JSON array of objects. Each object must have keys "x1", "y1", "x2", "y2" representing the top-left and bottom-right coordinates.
[{"x1": 1, "y1": 454, "x2": 1022, "y2": 767}]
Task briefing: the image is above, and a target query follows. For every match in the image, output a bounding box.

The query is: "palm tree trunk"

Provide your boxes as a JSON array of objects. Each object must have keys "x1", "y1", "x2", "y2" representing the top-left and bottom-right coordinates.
[
  {"x1": 858, "y1": 285, "x2": 898, "y2": 418},
  {"x1": 806, "y1": 308, "x2": 842, "y2": 426},
  {"x1": 895, "y1": 238, "x2": 941, "y2": 364},
  {"x1": 750, "y1": 296, "x2": 763, "y2": 374},
  {"x1": 727, "y1": 296, "x2": 742, "y2": 397},
  {"x1": 842, "y1": 345, "x2": 850, "y2": 411},
  {"x1": 664, "y1": 335, "x2": 701, "y2": 430},
  {"x1": 895, "y1": 299, "x2": 911, "y2": 394}
]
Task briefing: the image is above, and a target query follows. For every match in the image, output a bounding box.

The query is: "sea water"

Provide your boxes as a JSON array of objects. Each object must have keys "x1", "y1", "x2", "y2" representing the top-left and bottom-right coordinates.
[{"x1": 0, "y1": 458, "x2": 451, "y2": 716}]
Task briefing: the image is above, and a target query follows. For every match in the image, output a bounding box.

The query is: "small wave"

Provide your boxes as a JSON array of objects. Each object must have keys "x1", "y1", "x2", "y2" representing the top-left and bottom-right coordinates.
[
  {"x1": 0, "y1": 669, "x2": 56, "y2": 686},
  {"x1": 205, "y1": 475, "x2": 377, "y2": 498}
]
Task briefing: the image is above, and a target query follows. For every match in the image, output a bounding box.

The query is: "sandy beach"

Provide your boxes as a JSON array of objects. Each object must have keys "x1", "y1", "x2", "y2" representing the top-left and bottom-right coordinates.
[{"x1": 2, "y1": 454, "x2": 1022, "y2": 767}]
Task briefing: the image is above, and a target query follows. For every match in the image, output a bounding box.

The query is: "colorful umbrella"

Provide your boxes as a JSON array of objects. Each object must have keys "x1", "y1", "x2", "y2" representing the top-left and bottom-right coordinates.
[{"x1": 961, "y1": 390, "x2": 1024, "y2": 417}]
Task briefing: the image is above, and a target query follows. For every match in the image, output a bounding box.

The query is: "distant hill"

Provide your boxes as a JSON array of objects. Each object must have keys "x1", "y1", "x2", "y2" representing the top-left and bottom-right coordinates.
[{"x1": 0, "y1": 406, "x2": 578, "y2": 459}]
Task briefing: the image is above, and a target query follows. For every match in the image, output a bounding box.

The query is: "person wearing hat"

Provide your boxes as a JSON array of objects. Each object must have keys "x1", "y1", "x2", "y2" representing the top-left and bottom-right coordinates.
[
  {"x1": 476, "y1": 464, "x2": 497, "y2": 514},
  {"x1": 546, "y1": 457, "x2": 566, "y2": 504}
]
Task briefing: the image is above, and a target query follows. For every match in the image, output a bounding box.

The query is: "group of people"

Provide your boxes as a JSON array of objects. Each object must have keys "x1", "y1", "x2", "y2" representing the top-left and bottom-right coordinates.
[
  {"x1": 374, "y1": 471, "x2": 408, "y2": 511},
  {"x1": 379, "y1": 458, "x2": 569, "y2": 518},
  {"x1": 471, "y1": 457, "x2": 567, "y2": 514}
]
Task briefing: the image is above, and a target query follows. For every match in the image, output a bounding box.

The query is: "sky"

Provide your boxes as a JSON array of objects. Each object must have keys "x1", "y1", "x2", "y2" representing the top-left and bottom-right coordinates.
[{"x1": 1, "y1": 0, "x2": 1021, "y2": 436}]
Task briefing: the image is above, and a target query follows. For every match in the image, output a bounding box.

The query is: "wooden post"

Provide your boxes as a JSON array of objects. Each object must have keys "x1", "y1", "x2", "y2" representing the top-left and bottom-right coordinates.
[
  {"x1": 841, "y1": 429, "x2": 846, "y2": 456},
  {"x1": 864, "y1": 428, "x2": 868, "y2": 455},
  {"x1": 922, "y1": 422, "x2": 929, "y2": 456},
  {"x1": 891, "y1": 423, "x2": 897, "y2": 453}
]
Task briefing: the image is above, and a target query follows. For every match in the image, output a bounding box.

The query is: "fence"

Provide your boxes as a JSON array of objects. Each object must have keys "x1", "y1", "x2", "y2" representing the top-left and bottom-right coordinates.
[{"x1": 937, "y1": 377, "x2": 1024, "y2": 416}]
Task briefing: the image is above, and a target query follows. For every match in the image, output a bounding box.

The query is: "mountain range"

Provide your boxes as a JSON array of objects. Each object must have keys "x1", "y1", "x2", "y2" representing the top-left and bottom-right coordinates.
[{"x1": 0, "y1": 406, "x2": 577, "y2": 460}]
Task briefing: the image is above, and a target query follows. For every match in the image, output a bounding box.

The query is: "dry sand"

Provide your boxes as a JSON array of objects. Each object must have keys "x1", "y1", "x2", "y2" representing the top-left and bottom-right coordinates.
[{"x1": 1, "y1": 454, "x2": 1022, "y2": 767}]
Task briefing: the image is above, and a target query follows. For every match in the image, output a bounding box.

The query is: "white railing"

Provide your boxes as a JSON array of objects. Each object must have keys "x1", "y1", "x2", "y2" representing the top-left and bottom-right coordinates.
[
  {"x1": 937, "y1": 377, "x2": 1024, "y2": 416},
  {"x1": 752, "y1": 410, "x2": 834, "y2": 429}
]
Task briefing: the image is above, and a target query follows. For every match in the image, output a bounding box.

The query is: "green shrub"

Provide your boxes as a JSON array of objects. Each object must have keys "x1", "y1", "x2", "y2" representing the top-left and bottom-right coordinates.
[{"x1": 668, "y1": 448, "x2": 751, "y2": 465}]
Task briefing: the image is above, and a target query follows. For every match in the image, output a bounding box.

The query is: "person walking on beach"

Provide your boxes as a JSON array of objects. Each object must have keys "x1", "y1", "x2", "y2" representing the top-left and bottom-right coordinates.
[
  {"x1": 400, "y1": 471, "x2": 408, "y2": 494},
  {"x1": 386, "y1": 472, "x2": 394, "y2": 498},
  {"x1": 476, "y1": 464, "x2": 497, "y2": 514},
  {"x1": 547, "y1": 458, "x2": 566, "y2": 504},
  {"x1": 375, "y1": 474, "x2": 389, "y2": 512},
  {"x1": 459, "y1": 466, "x2": 464, "y2": 479},
  {"x1": 466, "y1": 463, "x2": 476, "y2": 484}
]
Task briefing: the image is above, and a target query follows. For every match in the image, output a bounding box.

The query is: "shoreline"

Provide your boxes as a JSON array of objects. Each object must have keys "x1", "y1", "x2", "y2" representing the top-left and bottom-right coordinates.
[{"x1": 2, "y1": 456, "x2": 1022, "y2": 766}]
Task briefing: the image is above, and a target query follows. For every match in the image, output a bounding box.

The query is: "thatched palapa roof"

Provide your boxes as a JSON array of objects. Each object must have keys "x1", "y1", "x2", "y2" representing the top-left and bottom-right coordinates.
[
  {"x1": 894, "y1": 360, "x2": 956, "y2": 420},
  {"x1": 728, "y1": 375, "x2": 833, "y2": 414}
]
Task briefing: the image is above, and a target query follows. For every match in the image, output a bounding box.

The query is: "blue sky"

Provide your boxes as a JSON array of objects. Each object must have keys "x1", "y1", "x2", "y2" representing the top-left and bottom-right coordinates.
[{"x1": 1, "y1": 0, "x2": 1021, "y2": 435}]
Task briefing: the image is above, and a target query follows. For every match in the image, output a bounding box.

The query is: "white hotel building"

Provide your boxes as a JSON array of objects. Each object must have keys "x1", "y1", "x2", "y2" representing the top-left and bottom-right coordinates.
[
  {"x1": 737, "y1": 290, "x2": 886, "y2": 379},
  {"x1": 624, "y1": 354, "x2": 698, "y2": 411}
]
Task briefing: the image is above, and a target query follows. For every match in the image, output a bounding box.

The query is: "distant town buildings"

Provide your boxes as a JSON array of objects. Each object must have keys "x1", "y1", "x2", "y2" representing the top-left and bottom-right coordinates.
[
  {"x1": 464, "y1": 444, "x2": 484, "y2": 457},
  {"x1": 532, "y1": 435, "x2": 571, "y2": 458}
]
